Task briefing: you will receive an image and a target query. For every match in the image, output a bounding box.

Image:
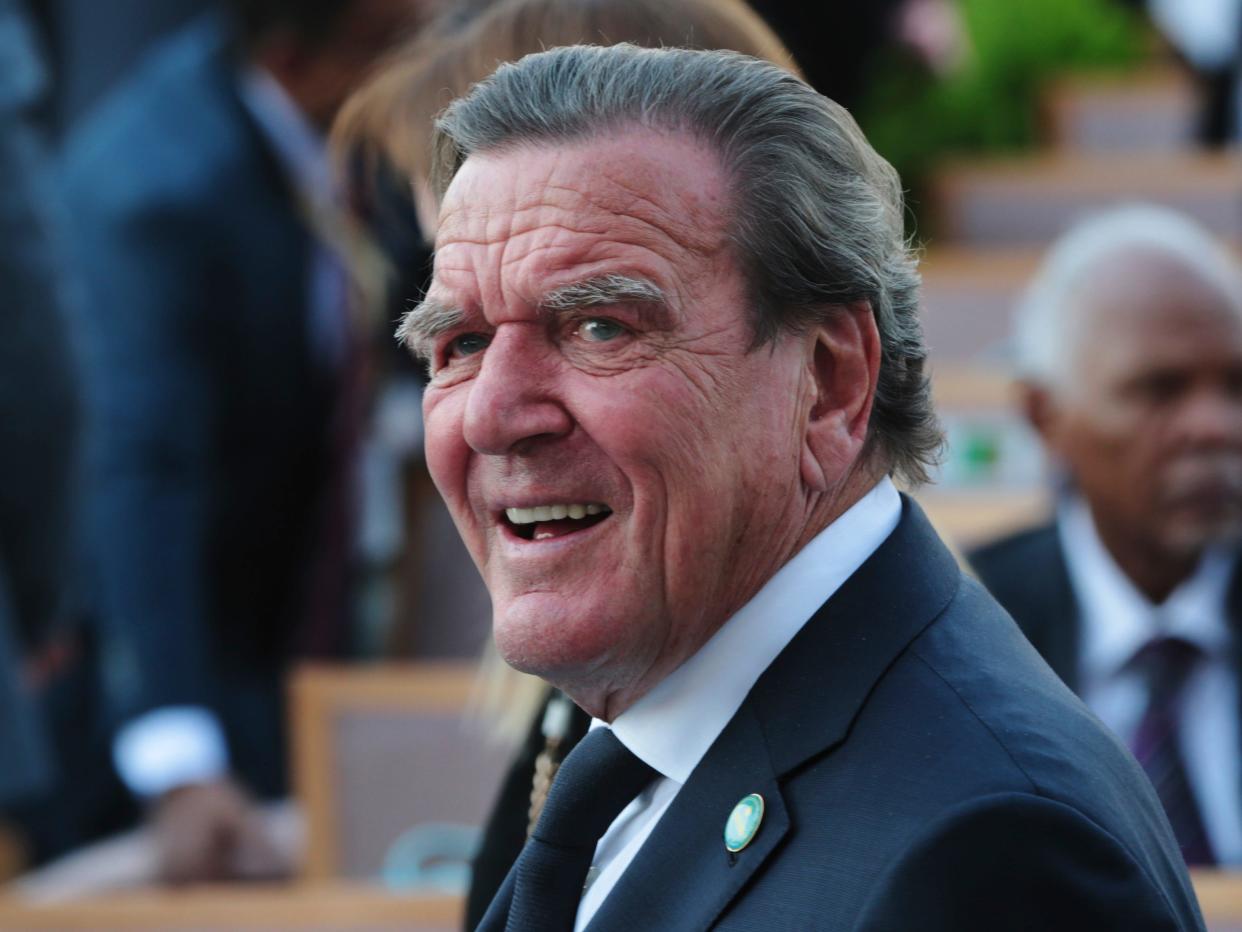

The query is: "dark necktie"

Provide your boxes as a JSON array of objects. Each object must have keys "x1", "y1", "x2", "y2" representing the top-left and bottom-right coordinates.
[
  {"x1": 498, "y1": 726, "x2": 658, "y2": 932},
  {"x1": 1127, "y1": 635, "x2": 1216, "y2": 866}
]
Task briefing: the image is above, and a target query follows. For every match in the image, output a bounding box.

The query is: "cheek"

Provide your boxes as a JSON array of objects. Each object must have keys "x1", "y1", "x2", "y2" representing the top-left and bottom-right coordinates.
[
  {"x1": 625, "y1": 371, "x2": 798, "y2": 529},
  {"x1": 583, "y1": 368, "x2": 721, "y2": 462},
  {"x1": 1067, "y1": 422, "x2": 1170, "y2": 521},
  {"x1": 422, "y1": 390, "x2": 472, "y2": 508}
]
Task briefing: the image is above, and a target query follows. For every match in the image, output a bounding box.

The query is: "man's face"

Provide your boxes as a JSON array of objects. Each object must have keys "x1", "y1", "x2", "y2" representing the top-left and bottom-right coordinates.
[
  {"x1": 416, "y1": 128, "x2": 816, "y2": 706},
  {"x1": 1043, "y1": 251, "x2": 1242, "y2": 559}
]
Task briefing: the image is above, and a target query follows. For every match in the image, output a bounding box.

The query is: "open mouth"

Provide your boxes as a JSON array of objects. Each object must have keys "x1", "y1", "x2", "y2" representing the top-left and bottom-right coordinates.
[{"x1": 503, "y1": 503, "x2": 613, "y2": 541}]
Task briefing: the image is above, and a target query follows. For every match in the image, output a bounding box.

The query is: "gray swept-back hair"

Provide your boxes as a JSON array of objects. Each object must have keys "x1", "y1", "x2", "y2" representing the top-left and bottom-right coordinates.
[{"x1": 430, "y1": 43, "x2": 941, "y2": 485}]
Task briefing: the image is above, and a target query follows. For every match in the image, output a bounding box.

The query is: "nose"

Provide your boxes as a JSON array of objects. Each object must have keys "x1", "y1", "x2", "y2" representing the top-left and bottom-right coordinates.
[{"x1": 462, "y1": 325, "x2": 573, "y2": 455}]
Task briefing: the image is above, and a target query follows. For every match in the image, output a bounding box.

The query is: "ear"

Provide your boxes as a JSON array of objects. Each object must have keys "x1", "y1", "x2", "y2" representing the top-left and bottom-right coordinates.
[
  {"x1": 800, "y1": 301, "x2": 882, "y2": 492},
  {"x1": 1018, "y1": 381, "x2": 1064, "y2": 453}
]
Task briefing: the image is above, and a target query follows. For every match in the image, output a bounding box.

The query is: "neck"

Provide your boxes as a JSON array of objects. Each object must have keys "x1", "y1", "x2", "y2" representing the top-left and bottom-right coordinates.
[
  {"x1": 568, "y1": 466, "x2": 885, "y2": 721},
  {"x1": 1090, "y1": 511, "x2": 1200, "y2": 604}
]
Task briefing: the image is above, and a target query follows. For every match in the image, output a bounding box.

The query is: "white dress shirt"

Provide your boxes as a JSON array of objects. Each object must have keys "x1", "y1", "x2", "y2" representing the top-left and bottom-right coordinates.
[
  {"x1": 573, "y1": 478, "x2": 902, "y2": 931},
  {"x1": 114, "y1": 66, "x2": 339, "y2": 799},
  {"x1": 1059, "y1": 495, "x2": 1242, "y2": 863}
]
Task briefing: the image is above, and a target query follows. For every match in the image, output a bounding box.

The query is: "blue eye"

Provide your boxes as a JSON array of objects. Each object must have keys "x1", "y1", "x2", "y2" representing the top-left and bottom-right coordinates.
[
  {"x1": 578, "y1": 318, "x2": 626, "y2": 343},
  {"x1": 448, "y1": 333, "x2": 490, "y2": 358}
]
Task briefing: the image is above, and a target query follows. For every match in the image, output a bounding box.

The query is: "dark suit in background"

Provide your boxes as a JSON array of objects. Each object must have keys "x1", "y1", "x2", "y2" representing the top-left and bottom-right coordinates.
[
  {"x1": 972, "y1": 517, "x2": 1242, "y2": 686},
  {"x1": 60, "y1": 11, "x2": 342, "y2": 799},
  {"x1": 0, "y1": 0, "x2": 74, "y2": 809},
  {"x1": 749, "y1": 1, "x2": 904, "y2": 110},
  {"x1": 969, "y1": 523, "x2": 1089, "y2": 689},
  {"x1": 970, "y1": 521, "x2": 1242, "y2": 822}
]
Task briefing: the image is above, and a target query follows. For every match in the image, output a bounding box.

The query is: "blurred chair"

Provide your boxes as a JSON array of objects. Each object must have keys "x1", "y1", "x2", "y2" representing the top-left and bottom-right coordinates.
[
  {"x1": 290, "y1": 663, "x2": 512, "y2": 884},
  {"x1": 381, "y1": 822, "x2": 477, "y2": 893},
  {"x1": 1190, "y1": 871, "x2": 1242, "y2": 932}
]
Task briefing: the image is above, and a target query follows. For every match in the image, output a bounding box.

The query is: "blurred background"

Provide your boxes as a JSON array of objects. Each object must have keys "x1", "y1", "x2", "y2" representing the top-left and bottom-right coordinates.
[{"x1": 3, "y1": 0, "x2": 1242, "y2": 928}]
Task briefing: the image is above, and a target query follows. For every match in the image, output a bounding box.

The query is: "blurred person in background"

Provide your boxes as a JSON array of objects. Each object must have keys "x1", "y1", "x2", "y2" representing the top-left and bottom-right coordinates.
[
  {"x1": 1120, "y1": 0, "x2": 1242, "y2": 146},
  {"x1": 970, "y1": 204, "x2": 1242, "y2": 867},
  {"x1": 26, "y1": 0, "x2": 214, "y2": 140},
  {"x1": 335, "y1": 0, "x2": 796, "y2": 238},
  {"x1": 0, "y1": 0, "x2": 79, "y2": 866},
  {"x1": 59, "y1": 0, "x2": 427, "y2": 882},
  {"x1": 748, "y1": 0, "x2": 966, "y2": 111}
]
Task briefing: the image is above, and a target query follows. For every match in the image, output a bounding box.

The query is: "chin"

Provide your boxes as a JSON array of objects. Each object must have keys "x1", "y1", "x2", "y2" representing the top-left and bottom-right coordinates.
[
  {"x1": 491, "y1": 596, "x2": 626, "y2": 682},
  {"x1": 1161, "y1": 512, "x2": 1242, "y2": 557}
]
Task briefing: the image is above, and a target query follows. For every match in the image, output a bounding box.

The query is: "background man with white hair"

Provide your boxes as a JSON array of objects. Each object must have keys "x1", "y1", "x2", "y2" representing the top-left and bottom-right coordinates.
[{"x1": 971, "y1": 203, "x2": 1242, "y2": 867}]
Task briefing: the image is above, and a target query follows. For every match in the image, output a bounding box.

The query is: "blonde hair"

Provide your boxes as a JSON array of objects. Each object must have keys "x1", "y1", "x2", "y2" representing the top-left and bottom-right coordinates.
[{"x1": 332, "y1": 0, "x2": 797, "y2": 188}]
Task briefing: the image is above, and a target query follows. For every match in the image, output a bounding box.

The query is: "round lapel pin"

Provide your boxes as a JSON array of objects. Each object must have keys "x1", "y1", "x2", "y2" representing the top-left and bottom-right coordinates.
[{"x1": 724, "y1": 793, "x2": 765, "y2": 853}]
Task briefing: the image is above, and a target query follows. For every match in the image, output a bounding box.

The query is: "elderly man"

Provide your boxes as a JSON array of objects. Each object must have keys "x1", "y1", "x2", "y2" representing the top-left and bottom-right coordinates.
[
  {"x1": 402, "y1": 47, "x2": 1202, "y2": 929},
  {"x1": 971, "y1": 205, "x2": 1242, "y2": 869}
]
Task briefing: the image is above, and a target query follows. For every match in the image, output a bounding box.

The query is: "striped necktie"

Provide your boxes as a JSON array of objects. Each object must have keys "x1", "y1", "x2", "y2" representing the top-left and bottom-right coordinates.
[{"x1": 1127, "y1": 634, "x2": 1216, "y2": 866}]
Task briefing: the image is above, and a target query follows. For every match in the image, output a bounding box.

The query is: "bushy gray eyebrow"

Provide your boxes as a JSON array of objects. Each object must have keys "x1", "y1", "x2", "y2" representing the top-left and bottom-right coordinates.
[
  {"x1": 396, "y1": 297, "x2": 463, "y2": 362},
  {"x1": 395, "y1": 273, "x2": 667, "y2": 363},
  {"x1": 539, "y1": 274, "x2": 666, "y2": 312}
]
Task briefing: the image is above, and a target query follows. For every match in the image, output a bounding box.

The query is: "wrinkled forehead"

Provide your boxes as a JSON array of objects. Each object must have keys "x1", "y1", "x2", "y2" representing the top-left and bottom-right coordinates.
[{"x1": 433, "y1": 127, "x2": 733, "y2": 259}]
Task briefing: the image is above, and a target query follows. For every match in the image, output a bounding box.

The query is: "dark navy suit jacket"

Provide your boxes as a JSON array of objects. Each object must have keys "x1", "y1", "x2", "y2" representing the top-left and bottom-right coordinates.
[
  {"x1": 484, "y1": 499, "x2": 1204, "y2": 930},
  {"x1": 60, "y1": 14, "x2": 335, "y2": 797}
]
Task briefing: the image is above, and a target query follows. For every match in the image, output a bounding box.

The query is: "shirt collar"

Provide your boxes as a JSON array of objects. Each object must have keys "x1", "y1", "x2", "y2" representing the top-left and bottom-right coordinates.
[
  {"x1": 599, "y1": 477, "x2": 902, "y2": 784},
  {"x1": 1059, "y1": 494, "x2": 1234, "y2": 683},
  {"x1": 236, "y1": 65, "x2": 334, "y2": 207}
]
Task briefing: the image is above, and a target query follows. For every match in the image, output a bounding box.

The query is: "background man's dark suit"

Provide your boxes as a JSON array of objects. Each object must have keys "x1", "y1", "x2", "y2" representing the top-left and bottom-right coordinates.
[
  {"x1": 969, "y1": 523, "x2": 1090, "y2": 691},
  {"x1": 969, "y1": 521, "x2": 1242, "y2": 707},
  {"x1": 479, "y1": 501, "x2": 1203, "y2": 930},
  {"x1": 60, "y1": 12, "x2": 340, "y2": 799}
]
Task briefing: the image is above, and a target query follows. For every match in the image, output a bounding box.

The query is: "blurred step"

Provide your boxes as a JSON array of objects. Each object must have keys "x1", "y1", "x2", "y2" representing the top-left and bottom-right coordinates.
[
  {"x1": 1041, "y1": 68, "x2": 1198, "y2": 154},
  {"x1": 918, "y1": 239, "x2": 1242, "y2": 361},
  {"x1": 917, "y1": 363, "x2": 1049, "y2": 550},
  {"x1": 931, "y1": 150, "x2": 1242, "y2": 246},
  {"x1": 918, "y1": 247, "x2": 1039, "y2": 362}
]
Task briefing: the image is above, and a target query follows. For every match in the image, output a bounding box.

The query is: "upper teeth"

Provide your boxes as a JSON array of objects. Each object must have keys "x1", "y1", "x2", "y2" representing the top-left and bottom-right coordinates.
[{"x1": 506, "y1": 503, "x2": 608, "y2": 524}]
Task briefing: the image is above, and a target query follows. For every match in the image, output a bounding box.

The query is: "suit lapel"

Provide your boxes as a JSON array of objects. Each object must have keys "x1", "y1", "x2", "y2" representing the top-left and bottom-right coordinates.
[
  {"x1": 588, "y1": 497, "x2": 963, "y2": 930},
  {"x1": 1036, "y1": 527, "x2": 1083, "y2": 693},
  {"x1": 585, "y1": 704, "x2": 789, "y2": 932},
  {"x1": 475, "y1": 866, "x2": 518, "y2": 931},
  {"x1": 751, "y1": 495, "x2": 960, "y2": 771}
]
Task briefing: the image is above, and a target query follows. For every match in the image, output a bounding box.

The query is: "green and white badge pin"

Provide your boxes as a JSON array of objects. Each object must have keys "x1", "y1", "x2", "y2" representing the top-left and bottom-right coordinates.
[{"x1": 724, "y1": 793, "x2": 764, "y2": 852}]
